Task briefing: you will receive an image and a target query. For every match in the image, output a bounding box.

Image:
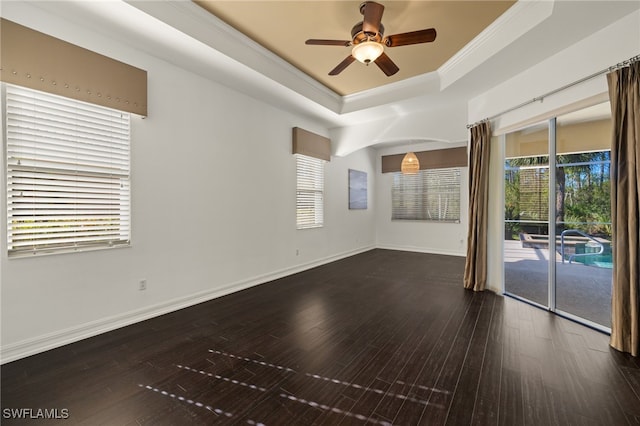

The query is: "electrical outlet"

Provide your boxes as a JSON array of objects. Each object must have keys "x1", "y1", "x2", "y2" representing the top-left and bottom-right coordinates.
[
  {"x1": 138, "y1": 279, "x2": 147, "y2": 291},
  {"x1": 296, "y1": 249, "x2": 300, "y2": 256}
]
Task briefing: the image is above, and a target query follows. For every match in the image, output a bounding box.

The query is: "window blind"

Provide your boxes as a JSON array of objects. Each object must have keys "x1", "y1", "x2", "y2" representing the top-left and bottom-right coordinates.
[
  {"x1": 517, "y1": 167, "x2": 549, "y2": 221},
  {"x1": 5, "y1": 84, "x2": 131, "y2": 256},
  {"x1": 296, "y1": 154, "x2": 324, "y2": 229},
  {"x1": 392, "y1": 168, "x2": 461, "y2": 222}
]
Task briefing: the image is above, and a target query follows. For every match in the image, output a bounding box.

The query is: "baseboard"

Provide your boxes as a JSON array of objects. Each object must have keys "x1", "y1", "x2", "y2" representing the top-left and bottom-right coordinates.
[
  {"x1": 0, "y1": 245, "x2": 375, "y2": 364},
  {"x1": 376, "y1": 244, "x2": 466, "y2": 257},
  {"x1": 485, "y1": 283, "x2": 503, "y2": 294}
]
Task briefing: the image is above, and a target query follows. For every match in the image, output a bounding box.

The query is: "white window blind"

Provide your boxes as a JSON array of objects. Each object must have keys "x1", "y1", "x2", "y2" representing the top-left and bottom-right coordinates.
[
  {"x1": 392, "y1": 168, "x2": 461, "y2": 222},
  {"x1": 296, "y1": 154, "x2": 324, "y2": 229},
  {"x1": 5, "y1": 84, "x2": 131, "y2": 256},
  {"x1": 517, "y1": 167, "x2": 549, "y2": 221}
]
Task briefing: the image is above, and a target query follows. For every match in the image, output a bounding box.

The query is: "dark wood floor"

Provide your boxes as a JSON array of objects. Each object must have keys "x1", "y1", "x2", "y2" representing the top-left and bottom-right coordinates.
[{"x1": 2, "y1": 249, "x2": 639, "y2": 425}]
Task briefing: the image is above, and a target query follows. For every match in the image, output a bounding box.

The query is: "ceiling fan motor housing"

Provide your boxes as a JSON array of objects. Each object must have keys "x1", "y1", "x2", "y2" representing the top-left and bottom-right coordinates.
[
  {"x1": 351, "y1": 22, "x2": 385, "y2": 44},
  {"x1": 359, "y1": 1, "x2": 381, "y2": 16}
]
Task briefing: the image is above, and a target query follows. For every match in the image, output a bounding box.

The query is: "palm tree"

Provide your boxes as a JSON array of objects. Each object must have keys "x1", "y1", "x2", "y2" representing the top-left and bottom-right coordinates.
[{"x1": 506, "y1": 151, "x2": 611, "y2": 236}]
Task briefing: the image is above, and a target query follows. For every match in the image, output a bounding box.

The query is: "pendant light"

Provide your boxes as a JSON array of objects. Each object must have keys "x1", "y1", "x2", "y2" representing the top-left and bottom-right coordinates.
[{"x1": 401, "y1": 151, "x2": 420, "y2": 174}]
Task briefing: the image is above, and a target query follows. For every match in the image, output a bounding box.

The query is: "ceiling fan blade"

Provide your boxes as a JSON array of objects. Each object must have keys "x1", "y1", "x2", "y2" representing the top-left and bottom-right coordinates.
[
  {"x1": 385, "y1": 28, "x2": 437, "y2": 47},
  {"x1": 329, "y1": 55, "x2": 356, "y2": 76},
  {"x1": 374, "y1": 52, "x2": 399, "y2": 76},
  {"x1": 362, "y1": 1, "x2": 384, "y2": 35},
  {"x1": 306, "y1": 39, "x2": 351, "y2": 46}
]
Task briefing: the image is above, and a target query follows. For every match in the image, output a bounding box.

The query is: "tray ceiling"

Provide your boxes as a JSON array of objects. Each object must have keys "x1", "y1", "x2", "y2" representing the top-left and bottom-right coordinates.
[{"x1": 194, "y1": 1, "x2": 516, "y2": 96}]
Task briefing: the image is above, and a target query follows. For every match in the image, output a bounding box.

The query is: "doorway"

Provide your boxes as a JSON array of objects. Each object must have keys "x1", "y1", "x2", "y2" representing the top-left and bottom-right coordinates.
[{"x1": 503, "y1": 103, "x2": 613, "y2": 330}]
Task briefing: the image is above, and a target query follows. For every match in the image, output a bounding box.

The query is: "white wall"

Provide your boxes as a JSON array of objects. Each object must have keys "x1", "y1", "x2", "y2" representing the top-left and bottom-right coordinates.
[
  {"x1": 374, "y1": 142, "x2": 469, "y2": 257},
  {"x1": 470, "y1": 10, "x2": 640, "y2": 293},
  {"x1": 0, "y1": 6, "x2": 376, "y2": 362}
]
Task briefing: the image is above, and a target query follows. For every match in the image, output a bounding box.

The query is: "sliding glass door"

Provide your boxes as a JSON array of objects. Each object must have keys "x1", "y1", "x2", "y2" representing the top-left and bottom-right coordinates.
[
  {"x1": 554, "y1": 105, "x2": 612, "y2": 328},
  {"x1": 503, "y1": 103, "x2": 613, "y2": 331},
  {"x1": 504, "y1": 121, "x2": 550, "y2": 307}
]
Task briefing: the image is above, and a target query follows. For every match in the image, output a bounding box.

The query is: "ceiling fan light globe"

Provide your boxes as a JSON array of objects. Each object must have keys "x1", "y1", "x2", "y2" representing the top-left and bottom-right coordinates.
[{"x1": 352, "y1": 41, "x2": 384, "y2": 64}]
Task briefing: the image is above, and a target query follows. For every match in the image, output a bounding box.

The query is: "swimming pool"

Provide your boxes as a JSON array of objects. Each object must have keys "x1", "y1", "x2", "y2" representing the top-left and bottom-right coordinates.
[{"x1": 574, "y1": 253, "x2": 613, "y2": 269}]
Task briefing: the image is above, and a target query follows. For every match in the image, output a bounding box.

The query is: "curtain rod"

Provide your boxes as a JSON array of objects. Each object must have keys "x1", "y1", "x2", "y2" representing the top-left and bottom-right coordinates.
[{"x1": 466, "y1": 54, "x2": 640, "y2": 129}]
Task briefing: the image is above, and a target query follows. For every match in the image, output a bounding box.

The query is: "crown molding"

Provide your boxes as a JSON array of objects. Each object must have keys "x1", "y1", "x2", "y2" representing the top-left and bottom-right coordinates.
[
  {"x1": 125, "y1": 0, "x2": 344, "y2": 113},
  {"x1": 438, "y1": 0, "x2": 555, "y2": 90},
  {"x1": 130, "y1": 1, "x2": 558, "y2": 116}
]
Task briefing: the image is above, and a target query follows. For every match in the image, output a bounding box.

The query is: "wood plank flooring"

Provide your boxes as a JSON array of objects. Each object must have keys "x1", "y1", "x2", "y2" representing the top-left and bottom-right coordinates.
[{"x1": 2, "y1": 249, "x2": 639, "y2": 425}]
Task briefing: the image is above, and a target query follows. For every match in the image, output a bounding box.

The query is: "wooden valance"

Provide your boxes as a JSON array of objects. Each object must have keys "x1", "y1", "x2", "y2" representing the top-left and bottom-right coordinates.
[
  {"x1": 292, "y1": 127, "x2": 331, "y2": 161},
  {"x1": 0, "y1": 18, "x2": 147, "y2": 116},
  {"x1": 381, "y1": 147, "x2": 467, "y2": 173}
]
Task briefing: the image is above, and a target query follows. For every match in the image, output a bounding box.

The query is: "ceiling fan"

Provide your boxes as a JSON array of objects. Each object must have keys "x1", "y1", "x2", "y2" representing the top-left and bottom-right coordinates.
[{"x1": 305, "y1": 1, "x2": 437, "y2": 77}]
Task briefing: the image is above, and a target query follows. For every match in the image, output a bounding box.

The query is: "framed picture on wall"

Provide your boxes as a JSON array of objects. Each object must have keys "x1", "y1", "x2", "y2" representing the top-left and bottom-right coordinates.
[{"x1": 348, "y1": 169, "x2": 367, "y2": 210}]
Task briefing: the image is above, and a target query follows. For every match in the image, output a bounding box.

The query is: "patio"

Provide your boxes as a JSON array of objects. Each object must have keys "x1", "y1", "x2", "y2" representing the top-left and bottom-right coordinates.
[{"x1": 504, "y1": 240, "x2": 612, "y2": 328}]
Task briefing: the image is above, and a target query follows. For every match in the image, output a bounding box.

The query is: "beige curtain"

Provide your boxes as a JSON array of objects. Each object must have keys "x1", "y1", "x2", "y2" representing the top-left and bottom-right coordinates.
[
  {"x1": 608, "y1": 60, "x2": 640, "y2": 357},
  {"x1": 464, "y1": 122, "x2": 492, "y2": 291}
]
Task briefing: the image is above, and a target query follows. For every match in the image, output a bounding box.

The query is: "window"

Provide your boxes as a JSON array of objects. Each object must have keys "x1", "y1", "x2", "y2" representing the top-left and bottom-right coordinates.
[
  {"x1": 296, "y1": 154, "x2": 325, "y2": 229},
  {"x1": 392, "y1": 168, "x2": 461, "y2": 222},
  {"x1": 4, "y1": 84, "x2": 131, "y2": 256}
]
